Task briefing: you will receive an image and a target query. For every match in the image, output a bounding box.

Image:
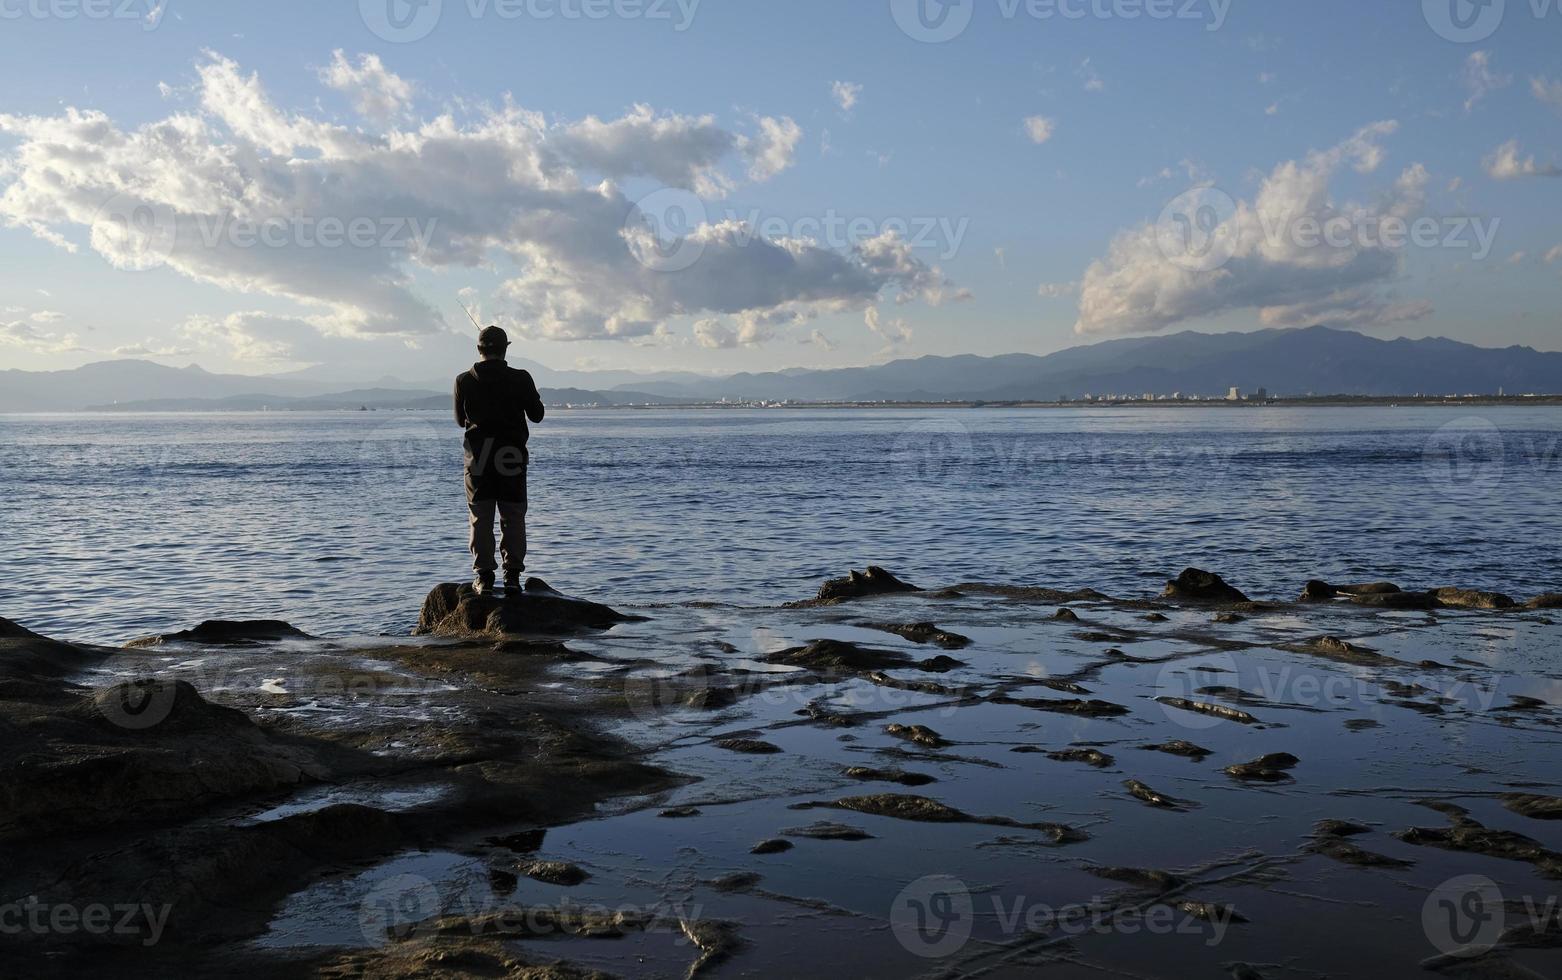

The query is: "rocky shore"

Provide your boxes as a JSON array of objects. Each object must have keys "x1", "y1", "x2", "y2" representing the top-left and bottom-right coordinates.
[{"x1": 2, "y1": 568, "x2": 1560, "y2": 977}]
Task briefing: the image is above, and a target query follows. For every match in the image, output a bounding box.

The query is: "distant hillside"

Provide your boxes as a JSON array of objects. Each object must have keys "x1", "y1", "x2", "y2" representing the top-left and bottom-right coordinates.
[
  {"x1": 603, "y1": 326, "x2": 1562, "y2": 402},
  {"x1": 78, "y1": 387, "x2": 687, "y2": 412},
  {"x1": 5, "y1": 327, "x2": 1561, "y2": 411}
]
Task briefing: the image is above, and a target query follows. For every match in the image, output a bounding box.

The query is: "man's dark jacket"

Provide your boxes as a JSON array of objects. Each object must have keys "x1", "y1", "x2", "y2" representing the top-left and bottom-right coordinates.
[{"x1": 454, "y1": 360, "x2": 546, "y2": 502}]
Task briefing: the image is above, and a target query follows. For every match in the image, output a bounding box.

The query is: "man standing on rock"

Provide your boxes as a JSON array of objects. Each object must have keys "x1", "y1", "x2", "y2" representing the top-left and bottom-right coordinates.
[{"x1": 454, "y1": 326, "x2": 546, "y2": 596}]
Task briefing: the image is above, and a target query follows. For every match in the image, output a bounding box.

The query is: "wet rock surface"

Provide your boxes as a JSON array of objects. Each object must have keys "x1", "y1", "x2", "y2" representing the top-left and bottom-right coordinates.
[
  {"x1": 1161, "y1": 568, "x2": 1251, "y2": 604},
  {"x1": 788, "y1": 566, "x2": 920, "y2": 607},
  {"x1": 126, "y1": 619, "x2": 312, "y2": 648},
  {"x1": 6, "y1": 567, "x2": 1562, "y2": 978},
  {"x1": 860, "y1": 621, "x2": 973, "y2": 649},
  {"x1": 415, "y1": 579, "x2": 635, "y2": 639}
]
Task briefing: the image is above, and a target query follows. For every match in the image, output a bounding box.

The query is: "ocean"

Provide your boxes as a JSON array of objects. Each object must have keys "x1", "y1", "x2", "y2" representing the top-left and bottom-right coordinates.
[{"x1": 2, "y1": 406, "x2": 1558, "y2": 644}]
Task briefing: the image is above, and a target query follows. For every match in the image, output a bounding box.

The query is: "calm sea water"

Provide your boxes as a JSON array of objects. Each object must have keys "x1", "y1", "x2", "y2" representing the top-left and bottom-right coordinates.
[{"x1": 2, "y1": 407, "x2": 1558, "y2": 644}]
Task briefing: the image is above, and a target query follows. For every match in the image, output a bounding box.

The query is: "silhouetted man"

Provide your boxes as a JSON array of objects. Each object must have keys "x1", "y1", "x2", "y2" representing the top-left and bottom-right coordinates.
[{"x1": 454, "y1": 326, "x2": 545, "y2": 595}]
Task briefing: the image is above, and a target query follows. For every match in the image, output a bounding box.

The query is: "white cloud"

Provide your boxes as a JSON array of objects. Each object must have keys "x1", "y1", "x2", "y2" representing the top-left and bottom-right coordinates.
[
  {"x1": 1075, "y1": 122, "x2": 1431, "y2": 336},
  {"x1": 1507, "y1": 251, "x2": 1528, "y2": 265},
  {"x1": 831, "y1": 81, "x2": 862, "y2": 113},
  {"x1": 0, "y1": 320, "x2": 83, "y2": 354},
  {"x1": 803, "y1": 328, "x2": 837, "y2": 351},
  {"x1": 693, "y1": 318, "x2": 737, "y2": 349},
  {"x1": 30, "y1": 310, "x2": 65, "y2": 323},
  {"x1": 1023, "y1": 116, "x2": 1056, "y2": 145},
  {"x1": 321, "y1": 50, "x2": 413, "y2": 123},
  {"x1": 1265, "y1": 102, "x2": 1280, "y2": 116},
  {"x1": 0, "y1": 54, "x2": 948, "y2": 350},
  {"x1": 1462, "y1": 51, "x2": 1511, "y2": 112},
  {"x1": 864, "y1": 306, "x2": 912, "y2": 350},
  {"x1": 1546, "y1": 244, "x2": 1562, "y2": 264},
  {"x1": 1038, "y1": 281, "x2": 1079, "y2": 299},
  {"x1": 1485, "y1": 139, "x2": 1562, "y2": 179},
  {"x1": 740, "y1": 115, "x2": 803, "y2": 182},
  {"x1": 1532, "y1": 75, "x2": 1562, "y2": 110}
]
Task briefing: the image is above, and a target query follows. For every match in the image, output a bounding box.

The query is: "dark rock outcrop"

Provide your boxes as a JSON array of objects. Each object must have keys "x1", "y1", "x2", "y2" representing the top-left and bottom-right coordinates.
[
  {"x1": 1161, "y1": 569, "x2": 1250, "y2": 604},
  {"x1": 861, "y1": 622, "x2": 973, "y2": 649},
  {"x1": 1527, "y1": 594, "x2": 1562, "y2": 610},
  {"x1": 845, "y1": 766, "x2": 936, "y2": 787},
  {"x1": 767, "y1": 639, "x2": 911, "y2": 672},
  {"x1": 520, "y1": 860, "x2": 590, "y2": 886},
  {"x1": 127, "y1": 620, "x2": 310, "y2": 648},
  {"x1": 1337, "y1": 582, "x2": 1402, "y2": 596},
  {"x1": 1503, "y1": 794, "x2": 1562, "y2": 820},
  {"x1": 416, "y1": 579, "x2": 635, "y2": 639},
  {"x1": 790, "y1": 566, "x2": 920, "y2": 607},
  {"x1": 1299, "y1": 580, "x2": 1337, "y2": 602},
  {"x1": 1223, "y1": 753, "x2": 1300, "y2": 782},
  {"x1": 1350, "y1": 591, "x2": 1440, "y2": 610},
  {"x1": 1124, "y1": 779, "x2": 1192, "y2": 810},
  {"x1": 751, "y1": 838, "x2": 794, "y2": 854},
  {"x1": 1047, "y1": 748, "x2": 1115, "y2": 768},
  {"x1": 1138, "y1": 739, "x2": 1213, "y2": 760},
  {"x1": 1430, "y1": 587, "x2": 1517, "y2": 610},
  {"x1": 2, "y1": 677, "x2": 322, "y2": 841},
  {"x1": 716, "y1": 738, "x2": 783, "y2": 755},
  {"x1": 0, "y1": 617, "x2": 39, "y2": 639}
]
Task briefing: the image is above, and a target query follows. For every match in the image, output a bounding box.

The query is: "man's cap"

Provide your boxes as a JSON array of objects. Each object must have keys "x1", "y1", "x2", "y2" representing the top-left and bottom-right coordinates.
[{"x1": 478, "y1": 325, "x2": 509, "y2": 350}]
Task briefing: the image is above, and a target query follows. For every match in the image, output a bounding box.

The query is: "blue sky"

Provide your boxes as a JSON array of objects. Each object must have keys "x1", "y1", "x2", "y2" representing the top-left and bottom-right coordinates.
[{"x1": 0, "y1": 0, "x2": 1559, "y2": 379}]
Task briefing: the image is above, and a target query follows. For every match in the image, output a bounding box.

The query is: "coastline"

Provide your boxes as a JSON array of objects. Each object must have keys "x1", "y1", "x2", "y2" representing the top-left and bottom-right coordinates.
[{"x1": 4, "y1": 568, "x2": 1560, "y2": 976}]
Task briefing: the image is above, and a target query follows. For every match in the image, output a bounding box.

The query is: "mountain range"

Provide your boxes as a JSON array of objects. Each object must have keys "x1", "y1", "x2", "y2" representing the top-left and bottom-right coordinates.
[{"x1": 3, "y1": 326, "x2": 1559, "y2": 413}]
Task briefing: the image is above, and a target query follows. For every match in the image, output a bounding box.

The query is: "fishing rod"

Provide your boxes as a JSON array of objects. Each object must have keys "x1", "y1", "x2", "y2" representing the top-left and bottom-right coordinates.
[{"x1": 457, "y1": 297, "x2": 484, "y2": 332}]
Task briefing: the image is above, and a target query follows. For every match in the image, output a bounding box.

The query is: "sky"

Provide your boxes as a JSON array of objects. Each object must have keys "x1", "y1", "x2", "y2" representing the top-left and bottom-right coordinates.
[{"x1": 0, "y1": 0, "x2": 1560, "y2": 380}]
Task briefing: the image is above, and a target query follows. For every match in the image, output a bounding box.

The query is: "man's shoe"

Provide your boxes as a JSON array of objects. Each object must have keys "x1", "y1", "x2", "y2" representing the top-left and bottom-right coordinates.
[
  {"x1": 473, "y1": 575, "x2": 495, "y2": 596},
  {"x1": 504, "y1": 574, "x2": 522, "y2": 593}
]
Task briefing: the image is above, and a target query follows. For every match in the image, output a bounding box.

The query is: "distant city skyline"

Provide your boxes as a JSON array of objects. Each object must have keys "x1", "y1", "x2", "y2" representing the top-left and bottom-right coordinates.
[{"x1": 3, "y1": 2, "x2": 1562, "y2": 378}]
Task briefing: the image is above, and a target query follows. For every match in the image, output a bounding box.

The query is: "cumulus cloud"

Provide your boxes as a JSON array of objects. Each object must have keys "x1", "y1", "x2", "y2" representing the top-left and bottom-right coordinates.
[
  {"x1": 0, "y1": 320, "x2": 83, "y2": 354},
  {"x1": 693, "y1": 318, "x2": 737, "y2": 349},
  {"x1": 1462, "y1": 51, "x2": 1511, "y2": 112},
  {"x1": 864, "y1": 306, "x2": 912, "y2": 350},
  {"x1": 177, "y1": 311, "x2": 336, "y2": 364},
  {"x1": 1075, "y1": 122, "x2": 1432, "y2": 335},
  {"x1": 1023, "y1": 116, "x2": 1056, "y2": 145},
  {"x1": 1485, "y1": 140, "x2": 1562, "y2": 179},
  {"x1": 0, "y1": 53, "x2": 946, "y2": 350},
  {"x1": 321, "y1": 50, "x2": 413, "y2": 122},
  {"x1": 739, "y1": 115, "x2": 803, "y2": 182},
  {"x1": 1532, "y1": 75, "x2": 1562, "y2": 110},
  {"x1": 1038, "y1": 281, "x2": 1079, "y2": 299},
  {"x1": 804, "y1": 328, "x2": 837, "y2": 351},
  {"x1": 831, "y1": 81, "x2": 862, "y2": 113},
  {"x1": 545, "y1": 104, "x2": 742, "y2": 197}
]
